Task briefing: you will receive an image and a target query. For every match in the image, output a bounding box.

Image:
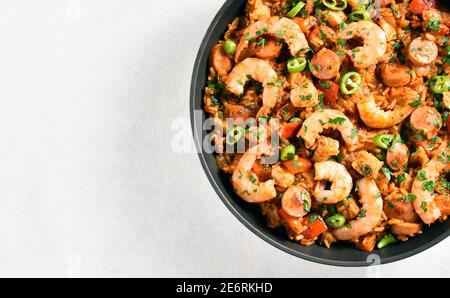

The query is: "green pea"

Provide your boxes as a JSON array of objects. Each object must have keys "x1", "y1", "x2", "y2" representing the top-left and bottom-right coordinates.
[
  {"x1": 373, "y1": 134, "x2": 394, "y2": 150},
  {"x1": 377, "y1": 233, "x2": 398, "y2": 249},
  {"x1": 280, "y1": 145, "x2": 296, "y2": 161},
  {"x1": 223, "y1": 40, "x2": 237, "y2": 56},
  {"x1": 325, "y1": 213, "x2": 346, "y2": 229}
]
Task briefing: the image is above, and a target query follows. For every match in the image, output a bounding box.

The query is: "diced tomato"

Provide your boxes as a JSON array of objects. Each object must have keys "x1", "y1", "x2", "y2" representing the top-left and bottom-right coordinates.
[
  {"x1": 283, "y1": 157, "x2": 312, "y2": 175},
  {"x1": 447, "y1": 115, "x2": 450, "y2": 133},
  {"x1": 439, "y1": 25, "x2": 450, "y2": 36},
  {"x1": 409, "y1": 0, "x2": 435, "y2": 15},
  {"x1": 318, "y1": 80, "x2": 339, "y2": 103},
  {"x1": 280, "y1": 121, "x2": 302, "y2": 139},
  {"x1": 225, "y1": 103, "x2": 252, "y2": 121},
  {"x1": 301, "y1": 215, "x2": 328, "y2": 240},
  {"x1": 415, "y1": 141, "x2": 431, "y2": 157},
  {"x1": 251, "y1": 161, "x2": 272, "y2": 182},
  {"x1": 279, "y1": 209, "x2": 304, "y2": 235}
]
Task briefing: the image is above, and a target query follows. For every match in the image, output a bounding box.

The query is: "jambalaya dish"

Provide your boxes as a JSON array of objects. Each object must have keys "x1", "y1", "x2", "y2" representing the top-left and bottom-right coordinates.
[{"x1": 203, "y1": 0, "x2": 450, "y2": 251}]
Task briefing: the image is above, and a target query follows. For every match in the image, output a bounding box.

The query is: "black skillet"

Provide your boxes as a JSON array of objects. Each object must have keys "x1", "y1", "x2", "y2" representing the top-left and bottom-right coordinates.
[{"x1": 190, "y1": 0, "x2": 450, "y2": 266}]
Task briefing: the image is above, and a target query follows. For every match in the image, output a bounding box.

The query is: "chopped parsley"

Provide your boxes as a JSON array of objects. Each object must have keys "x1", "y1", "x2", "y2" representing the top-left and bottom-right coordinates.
[
  {"x1": 351, "y1": 128, "x2": 358, "y2": 140},
  {"x1": 210, "y1": 95, "x2": 218, "y2": 107},
  {"x1": 360, "y1": 164, "x2": 372, "y2": 177},
  {"x1": 433, "y1": 118, "x2": 441, "y2": 128},
  {"x1": 337, "y1": 38, "x2": 347, "y2": 48},
  {"x1": 339, "y1": 23, "x2": 348, "y2": 31},
  {"x1": 309, "y1": 213, "x2": 319, "y2": 223},
  {"x1": 267, "y1": 80, "x2": 283, "y2": 87},
  {"x1": 426, "y1": 17, "x2": 441, "y2": 33},
  {"x1": 409, "y1": 98, "x2": 422, "y2": 107},
  {"x1": 420, "y1": 201, "x2": 428, "y2": 213},
  {"x1": 320, "y1": 80, "x2": 331, "y2": 89},
  {"x1": 405, "y1": 194, "x2": 417, "y2": 203},
  {"x1": 303, "y1": 200, "x2": 311, "y2": 213},
  {"x1": 329, "y1": 117, "x2": 346, "y2": 125},
  {"x1": 387, "y1": 199, "x2": 396, "y2": 208},
  {"x1": 357, "y1": 208, "x2": 367, "y2": 218},
  {"x1": 381, "y1": 167, "x2": 393, "y2": 180},
  {"x1": 417, "y1": 170, "x2": 427, "y2": 181},
  {"x1": 422, "y1": 181, "x2": 435, "y2": 192}
]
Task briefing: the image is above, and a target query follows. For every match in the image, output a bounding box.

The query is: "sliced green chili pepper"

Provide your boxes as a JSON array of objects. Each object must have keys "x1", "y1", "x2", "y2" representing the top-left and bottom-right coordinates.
[
  {"x1": 223, "y1": 40, "x2": 237, "y2": 56},
  {"x1": 340, "y1": 72, "x2": 362, "y2": 95},
  {"x1": 348, "y1": 9, "x2": 371, "y2": 22},
  {"x1": 322, "y1": 0, "x2": 348, "y2": 11},
  {"x1": 325, "y1": 213, "x2": 346, "y2": 229},
  {"x1": 280, "y1": 144, "x2": 296, "y2": 161},
  {"x1": 429, "y1": 75, "x2": 450, "y2": 94},
  {"x1": 377, "y1": 233, "x2": 398, "y2": 249},
  {"x1": 226, "y1": 126, "x2": 245, "y2": 145},
  {"x1": 287, "y1": 57, "x2": 307, "y2": 73},
  {"x1": 287, "y1": 1, "x2": 306, "y2": 18},
  {"x1": 373, "y1": 134, "x2": 394, "y2": 150}
]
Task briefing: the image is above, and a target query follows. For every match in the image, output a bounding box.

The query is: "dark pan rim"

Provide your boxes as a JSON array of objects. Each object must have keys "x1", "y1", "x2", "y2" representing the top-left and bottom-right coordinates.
[{"x1": 190, "y1": 0, "x2": 450, "y2": 267}]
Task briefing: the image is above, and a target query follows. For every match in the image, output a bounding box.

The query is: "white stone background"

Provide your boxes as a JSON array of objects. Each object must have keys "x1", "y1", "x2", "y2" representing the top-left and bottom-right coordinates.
[{"x1": 0, "y1": 0, "x2": 448, "y2": 277}]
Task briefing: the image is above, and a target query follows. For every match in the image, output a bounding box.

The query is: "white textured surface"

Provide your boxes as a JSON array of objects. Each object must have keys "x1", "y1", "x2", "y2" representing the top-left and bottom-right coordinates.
[{"x1": 0, "y1": 0, "x2": 447, "y2": 277}]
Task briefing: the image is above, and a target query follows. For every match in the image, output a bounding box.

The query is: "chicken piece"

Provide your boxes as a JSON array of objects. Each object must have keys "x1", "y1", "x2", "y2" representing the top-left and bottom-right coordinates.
[
  {"x1": 337, "y1": 197, "x2": 361, "y2": 221},
  {"x1": 352, "y1": 151, "x2": 384, "y2": 179},
  {"x1": 312, "y1": 136, "x2": 340, "y2": 162}
]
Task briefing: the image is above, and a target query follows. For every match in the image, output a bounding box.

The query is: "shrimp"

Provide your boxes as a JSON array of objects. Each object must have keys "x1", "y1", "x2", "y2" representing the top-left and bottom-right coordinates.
[
  {"x1": 332, "y1": 178, "x2": 383, "y2": 241},
  {"x1": 298, "y1": 109, "x2": 358, "y2": 149},
  {"x1": 356, "y1": 88, "x2": 420, "y2": 129},
  {"x1": 232, "y1": 143, "x2": 277, "y2": 203},
  {"x1": 226, "y1": 58, "x2": 281, "y2": 114},
  {"x1": 379, "y1": 16, "x2": 397, "y2": 42},
  {"x1": 288, "y1": 73, "x2": 319, "y2": 108},
  {"x1": 313, "y1": 161, "x2": 353, "y2": 204},
  {"x1": 209, "y1": 43, "x2": 233, "y2": 77},
  {"x1": 338, "y1": 21, "x2": 387, "y2": 68},
  {"x1": 412, "y1": 142, "x2": 450, "y2": 224},
  {"x1": 235, "y1": 16, "x2": 309, "y2": 62}
]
